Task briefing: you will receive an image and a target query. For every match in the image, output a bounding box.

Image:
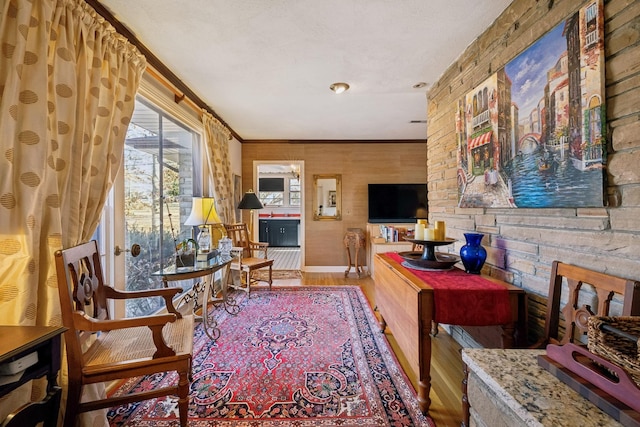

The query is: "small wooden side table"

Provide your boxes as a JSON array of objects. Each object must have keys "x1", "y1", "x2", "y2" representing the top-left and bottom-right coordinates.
[
  {"x1": 344, "y1": 228, "x2": 365, "y2": 278},
  {"x1": 0, "y1": 325, "x2": 66, "y2": 427}
]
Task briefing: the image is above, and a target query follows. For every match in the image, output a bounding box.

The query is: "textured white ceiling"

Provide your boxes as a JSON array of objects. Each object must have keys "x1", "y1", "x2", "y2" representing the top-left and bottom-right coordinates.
[{"x1": 98, "y1": 0, "x2": 512, "y2": 140}]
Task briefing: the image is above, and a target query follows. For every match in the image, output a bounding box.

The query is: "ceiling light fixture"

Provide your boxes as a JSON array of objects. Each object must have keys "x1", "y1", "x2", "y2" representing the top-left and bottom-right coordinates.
[{"x1": 330, "y1": 82, "x2": 350, "y2": 94}]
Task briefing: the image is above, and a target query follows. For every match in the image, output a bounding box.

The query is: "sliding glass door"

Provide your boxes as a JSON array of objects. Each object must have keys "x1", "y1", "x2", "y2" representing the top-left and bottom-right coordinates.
[{"x1": 112, "y1": 97, "x2": 200, "y2": 317}]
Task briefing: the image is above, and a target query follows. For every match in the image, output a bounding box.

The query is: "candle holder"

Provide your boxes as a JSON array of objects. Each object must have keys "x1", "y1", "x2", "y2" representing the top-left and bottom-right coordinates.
[{"x1": 399, "y1": 237, "x2": 459, "y2": 270}]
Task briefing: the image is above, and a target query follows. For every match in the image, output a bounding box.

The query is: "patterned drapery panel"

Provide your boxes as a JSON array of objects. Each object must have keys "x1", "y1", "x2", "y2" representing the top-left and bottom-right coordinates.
[
  {"x1": 202, "y1": 110, "x2": 234, "y2": 223},
  {"x1": 0, "y1": 0, "x2": 146, "y2": 423}
]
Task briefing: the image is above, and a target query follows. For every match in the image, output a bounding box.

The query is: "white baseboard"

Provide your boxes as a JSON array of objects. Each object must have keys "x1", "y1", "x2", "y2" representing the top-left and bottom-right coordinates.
[
  {"x1": 303, "y1": 266, "x2": 344, "y2": 273},
  {"x1": 303, "y1": 266, "x2": 371, "y2": 275}
]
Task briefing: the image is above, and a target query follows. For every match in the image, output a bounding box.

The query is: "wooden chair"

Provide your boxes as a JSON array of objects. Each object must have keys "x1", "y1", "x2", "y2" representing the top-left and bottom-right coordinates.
[
  {"x1": 224, "y1": 223, "x2": 273, "y2": 295},
  {"x1": 54, "y1": 241, "x2": 194, "y2": 427},
  {"x1": 537, "y1": 260, "x2": 640, "y2": 347}
]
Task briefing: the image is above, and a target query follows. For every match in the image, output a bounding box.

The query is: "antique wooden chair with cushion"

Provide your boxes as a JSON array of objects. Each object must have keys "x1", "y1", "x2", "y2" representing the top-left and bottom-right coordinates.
[
  {"x1": 54, "y1": 240, "x2": 194, "y2": 427},
  {"x1": 536, "y1": 260, "x2": 640, "y2": 347},
  {"x1": 224, "y1": 223, "x2": 273, "y2": 295}
]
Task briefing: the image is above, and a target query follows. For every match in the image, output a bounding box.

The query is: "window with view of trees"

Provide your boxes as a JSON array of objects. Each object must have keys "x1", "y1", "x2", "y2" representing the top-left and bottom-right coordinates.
[{"x1": 123, "y1": 98, "x2": 200, "y2": 317}]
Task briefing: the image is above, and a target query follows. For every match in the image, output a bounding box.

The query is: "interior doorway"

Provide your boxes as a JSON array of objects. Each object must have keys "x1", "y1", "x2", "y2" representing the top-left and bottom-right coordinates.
[{"x1": 254, "y1": 161, "x2": 304, "y2": 271}]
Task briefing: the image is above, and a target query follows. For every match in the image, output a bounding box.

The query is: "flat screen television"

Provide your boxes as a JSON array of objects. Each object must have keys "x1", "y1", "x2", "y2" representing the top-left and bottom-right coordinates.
[{"x1": 368, "y1": 183, "x2": 428, "y2": 223}]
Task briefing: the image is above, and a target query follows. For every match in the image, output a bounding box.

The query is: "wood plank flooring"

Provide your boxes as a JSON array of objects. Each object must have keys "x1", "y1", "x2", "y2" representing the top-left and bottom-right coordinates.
[{"x1": 255, "y1": 271, "x2": 464, "y2": 427}]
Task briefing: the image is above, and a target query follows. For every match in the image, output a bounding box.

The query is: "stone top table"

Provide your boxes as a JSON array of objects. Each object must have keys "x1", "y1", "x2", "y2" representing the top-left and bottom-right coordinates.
[{"x1": 462, "y1": 348, "x2": 624, "y2": 427}]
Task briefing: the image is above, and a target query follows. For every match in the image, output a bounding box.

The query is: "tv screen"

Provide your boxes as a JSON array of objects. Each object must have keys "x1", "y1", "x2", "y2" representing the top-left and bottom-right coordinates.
[{"x1": 368, "y1": 183, "x2": 428, "y2": 223}]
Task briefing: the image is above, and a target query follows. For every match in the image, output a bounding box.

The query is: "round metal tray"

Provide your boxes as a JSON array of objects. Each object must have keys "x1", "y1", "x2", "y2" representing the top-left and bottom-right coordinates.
[{"x1": 398, "y1": 251, "x2": 460, "y2": 271}]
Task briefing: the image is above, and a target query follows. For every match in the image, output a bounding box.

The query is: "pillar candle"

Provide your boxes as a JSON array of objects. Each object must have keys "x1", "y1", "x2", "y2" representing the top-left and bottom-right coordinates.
[
  {"x1": 417, "y1": 219, "x2": 428, "y2": 226},
  {"x1": 414, "y1": 223, "x2": 425, "y2": 240},
  {"x1": 425, "y1": 227, "x2": 436, "y2": 241},
  {"x1": 434, "y1": 221, "x2": 446, "y2": 240}
]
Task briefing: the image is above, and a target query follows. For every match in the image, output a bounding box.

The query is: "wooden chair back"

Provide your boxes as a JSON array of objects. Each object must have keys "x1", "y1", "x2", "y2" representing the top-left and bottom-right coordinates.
[
  {"x1": 543, "y1": 260, "x2": 640, "y2": 346},
  {"x1": 224, "y1": 223, "x2": 269, "y2": 259},
  {"x1": 54, "y1": 240, "x2": 194, "y2": 427},
  {"x1": 225, "y1": 223, "x2": 252, "y2": 257},
  {"x1": 55, "y1": 240, "x2": 109, "y2": 371}
]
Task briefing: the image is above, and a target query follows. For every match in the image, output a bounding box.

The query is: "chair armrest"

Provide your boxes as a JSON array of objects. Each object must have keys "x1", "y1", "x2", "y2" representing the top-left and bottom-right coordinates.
[
  {"x1": 73, "y1": 311, "x2": 177, "y2": 332},
  {"x1": 103, "y1": 285, "x2": 183, "y2": 317},
  {"x1": 104, "y1": 285, "x2": 183, "y2": 300},
  {"x1": 73, "y1": 312, "x2": 180, "y2": 358}
]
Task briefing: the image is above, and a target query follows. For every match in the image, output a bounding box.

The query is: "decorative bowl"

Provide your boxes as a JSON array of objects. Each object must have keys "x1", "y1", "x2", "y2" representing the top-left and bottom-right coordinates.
[{"x1": 398, "y1": 251, "x2": 460, "y2": 271}]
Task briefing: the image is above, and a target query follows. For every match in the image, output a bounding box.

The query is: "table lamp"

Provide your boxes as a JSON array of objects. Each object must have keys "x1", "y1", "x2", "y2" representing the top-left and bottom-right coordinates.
[
  {"x1": 237, "y1": 189, "x2": 263, "y2": 236},
  {"x1": 184, "y1": 197, "x2": 223, "y2": 255}
]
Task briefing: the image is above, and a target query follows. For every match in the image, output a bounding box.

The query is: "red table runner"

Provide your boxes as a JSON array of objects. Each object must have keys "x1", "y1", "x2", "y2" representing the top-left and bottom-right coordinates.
[{"x1": 386, "y1": 252, "x2": 513, "y2": 326}]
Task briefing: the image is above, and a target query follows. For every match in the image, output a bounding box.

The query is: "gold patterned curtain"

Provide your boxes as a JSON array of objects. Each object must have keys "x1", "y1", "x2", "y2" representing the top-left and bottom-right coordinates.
[
  {"x1": 202, "y1": 110, "x2": 234, "y2": 222},
  {"x1": 0, "y1": 0, "x2": 145, "y2": 423}
]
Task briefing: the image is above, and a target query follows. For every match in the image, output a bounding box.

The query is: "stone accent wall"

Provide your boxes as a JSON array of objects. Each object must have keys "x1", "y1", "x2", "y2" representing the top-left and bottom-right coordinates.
[{"x1": 426, "y1": 0, "x2": 640, "y2": 344}]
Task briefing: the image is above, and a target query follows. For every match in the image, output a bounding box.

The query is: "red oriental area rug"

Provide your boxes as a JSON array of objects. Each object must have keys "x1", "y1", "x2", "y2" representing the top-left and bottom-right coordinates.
[{"x1": 107, "y1": 286, "x2": 434, "y2": 426}]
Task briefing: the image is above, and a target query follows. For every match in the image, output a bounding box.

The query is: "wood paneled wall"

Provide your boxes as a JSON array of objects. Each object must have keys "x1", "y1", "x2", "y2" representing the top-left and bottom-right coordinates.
[
  {"x1": 426, "y1": 0, "x2": 640, "y2": 344},
  {"x1": 241, "y1": 142, "x2": 426, "y2": 267}
]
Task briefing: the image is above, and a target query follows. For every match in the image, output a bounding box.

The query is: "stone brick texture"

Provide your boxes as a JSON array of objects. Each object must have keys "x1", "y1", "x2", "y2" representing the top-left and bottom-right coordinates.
[{"x1": 427, "y1": 0, "x2": 640, "y2": 344}]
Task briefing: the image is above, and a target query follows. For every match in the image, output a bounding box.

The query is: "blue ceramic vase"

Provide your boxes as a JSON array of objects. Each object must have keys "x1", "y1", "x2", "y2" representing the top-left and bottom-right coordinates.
[{"x1": 460, "y1": 233, "x2": 487, "y2": 274}]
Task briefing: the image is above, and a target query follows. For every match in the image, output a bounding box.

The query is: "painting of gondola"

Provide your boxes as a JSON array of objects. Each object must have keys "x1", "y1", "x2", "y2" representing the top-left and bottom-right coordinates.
[{"x1": 456, "y1": 0, "x2": 605, "y2": 208}]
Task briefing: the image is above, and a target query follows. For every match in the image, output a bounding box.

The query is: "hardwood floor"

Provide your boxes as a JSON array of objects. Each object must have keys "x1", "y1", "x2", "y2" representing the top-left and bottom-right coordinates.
[{"x1": 260, "y1": 271, "x2": 464, "y2": 427}]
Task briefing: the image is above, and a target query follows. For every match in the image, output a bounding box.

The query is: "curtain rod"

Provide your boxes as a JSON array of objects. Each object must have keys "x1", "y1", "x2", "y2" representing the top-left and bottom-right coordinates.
[
  {"x1": 145, "y1": 67, "x2": 202, "y2": 117},
  {"x1": 86, "y1": 0, "x2": 242, "y2": 142}
]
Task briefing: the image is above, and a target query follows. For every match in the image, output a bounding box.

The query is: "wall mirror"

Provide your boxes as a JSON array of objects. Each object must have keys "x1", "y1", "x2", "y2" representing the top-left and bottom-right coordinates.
[{"x1": 313, "y1": 174, "x2": 341, "y2": 220}]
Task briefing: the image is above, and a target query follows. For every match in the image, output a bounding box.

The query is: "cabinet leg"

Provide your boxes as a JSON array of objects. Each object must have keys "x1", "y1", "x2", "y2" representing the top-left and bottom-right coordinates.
[{"x1": 417, "y1": 378, "x2": 431, "y2": 415}]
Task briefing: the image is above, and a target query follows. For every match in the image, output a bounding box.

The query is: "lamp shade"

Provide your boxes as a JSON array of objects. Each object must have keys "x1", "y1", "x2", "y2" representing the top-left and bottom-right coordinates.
[
  {"x1": 184, "y1": 197, "x2": 222, "y2": 225},
  {"x1": 238, "y1": 190, "x2": 264, "y2": 210}
]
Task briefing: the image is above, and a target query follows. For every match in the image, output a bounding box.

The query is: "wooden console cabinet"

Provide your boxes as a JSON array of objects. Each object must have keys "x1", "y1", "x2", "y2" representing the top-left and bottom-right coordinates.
[{"x1": 373, "y1": 253, "x2": 526, "y2": 415}]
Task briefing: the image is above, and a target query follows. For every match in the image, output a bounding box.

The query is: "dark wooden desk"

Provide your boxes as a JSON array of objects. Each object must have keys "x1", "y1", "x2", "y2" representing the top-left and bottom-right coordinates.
[
  {"x1": 373, "y1": 253, "x2": 526, "y2": 415},
  {"x1": 0, "y1": 326, "x2": 66, "y2": 427}
]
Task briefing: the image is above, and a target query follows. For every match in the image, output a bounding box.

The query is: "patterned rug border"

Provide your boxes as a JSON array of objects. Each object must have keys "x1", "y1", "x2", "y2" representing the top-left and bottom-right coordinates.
[{"x1": 107, "y1": 285, "x2": 434, "y2": 426}]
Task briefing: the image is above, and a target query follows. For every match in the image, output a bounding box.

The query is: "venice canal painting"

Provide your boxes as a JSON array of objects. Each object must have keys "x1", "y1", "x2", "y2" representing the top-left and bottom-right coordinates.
[{"x1": 457, "y1": 0, "x2": 605, "y2": 208}]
